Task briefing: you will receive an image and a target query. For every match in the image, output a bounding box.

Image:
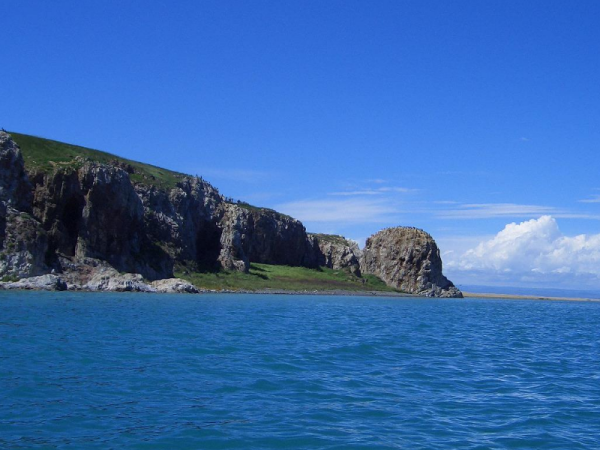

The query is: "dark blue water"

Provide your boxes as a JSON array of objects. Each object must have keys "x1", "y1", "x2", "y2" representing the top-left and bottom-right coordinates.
[{"x1": 1, "y1": 292, "x2": 600, "y2": 449}]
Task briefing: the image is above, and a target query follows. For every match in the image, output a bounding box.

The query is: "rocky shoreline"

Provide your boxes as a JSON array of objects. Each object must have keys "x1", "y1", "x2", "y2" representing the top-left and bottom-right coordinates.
[
  {"x1": 0, "y1": 274, "x2": 417, "y2": 297},
  {"x1": 0, "y1": 273, "x2": 201, "y2": 294},
  {"x1": 2, "y1": 277, "x2": 594, "y2": 302}
]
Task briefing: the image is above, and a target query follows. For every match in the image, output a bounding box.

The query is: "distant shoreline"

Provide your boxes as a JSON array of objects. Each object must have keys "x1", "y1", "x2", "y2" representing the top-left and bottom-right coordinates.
[
  {"x1": 462, "y1": 292, "x2": 600, "y2": 302},
  {"x1": 234, "y1": 290, "x2": 600, "y2": 301},
  {"x1": 4, "y1": 284, "x2": 600, "y2": 302}
]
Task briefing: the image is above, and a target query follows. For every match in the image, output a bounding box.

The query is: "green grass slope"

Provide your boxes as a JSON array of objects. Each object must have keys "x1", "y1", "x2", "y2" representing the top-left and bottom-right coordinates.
[
  {"x1": 10, "y1": 132, "x2": 304, "y2": 219},
  {"x1": 10, "y1": 131, "x2": 188, "y2": 190},
  {"x1": 176, "y1": 263, "x2": 400, "y2": 293}
]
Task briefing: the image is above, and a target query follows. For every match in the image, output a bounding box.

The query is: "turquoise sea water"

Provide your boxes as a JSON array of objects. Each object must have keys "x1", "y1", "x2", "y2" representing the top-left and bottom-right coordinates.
[{"x1": 1, "y1": 292, "x2": 600, "y2": 449}]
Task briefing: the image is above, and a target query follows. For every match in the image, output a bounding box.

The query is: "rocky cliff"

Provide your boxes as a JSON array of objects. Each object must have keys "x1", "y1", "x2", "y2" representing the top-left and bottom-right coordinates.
[
  {"x1": 309, "y1": 233, "x2": 362, "y2": 276},
  {"x1": 1, "y1": 131, "x2": 461, "y2": 297},
  {"x1": 0, "y1": 131, "x2": 322, "y2": 284},
  {"x1": 0, "y1": 132, "x2": 48, "y2": 279},
  {"x1": 361, "y1": 227, "x2": 462, "y2": 298},
  {"x1": 31, "y1": 160, "x2": 172, "y2": 280}
]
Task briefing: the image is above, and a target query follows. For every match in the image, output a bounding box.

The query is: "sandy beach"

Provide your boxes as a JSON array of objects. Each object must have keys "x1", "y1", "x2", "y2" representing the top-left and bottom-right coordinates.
[{"x1": 462, "y1": 292, "x2": 600, "y2": 302}]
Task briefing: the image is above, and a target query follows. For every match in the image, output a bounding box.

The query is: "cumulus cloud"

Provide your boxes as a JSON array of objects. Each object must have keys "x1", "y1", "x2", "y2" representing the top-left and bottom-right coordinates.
[{"x1": 446, "y1": 216, "x2": 600, "y2": 287}]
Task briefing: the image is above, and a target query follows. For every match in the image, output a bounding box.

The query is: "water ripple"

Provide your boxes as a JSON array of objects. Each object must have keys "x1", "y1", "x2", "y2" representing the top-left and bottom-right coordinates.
[{"x1": 1, "y1": 292, "x2": 600, "y2": 449}]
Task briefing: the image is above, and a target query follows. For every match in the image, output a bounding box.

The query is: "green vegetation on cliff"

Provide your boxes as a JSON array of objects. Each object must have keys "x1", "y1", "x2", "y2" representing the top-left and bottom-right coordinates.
[
  {"x1": 176, "y1": 262, "x2": 399, "y2": 293},
  {"x1": 10, "y1": 132, "x2": 187, "y2": 190},
  {"x1": 12, "y1": 132, "x2": 287, "y2": 215}
]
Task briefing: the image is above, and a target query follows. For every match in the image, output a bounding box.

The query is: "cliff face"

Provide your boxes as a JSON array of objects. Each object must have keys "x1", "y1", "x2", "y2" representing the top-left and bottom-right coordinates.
[
  {"x1": 361, "y1": 227, "x2": 462, "y2": 298},
  {"x1": 0, "y1": 132, "x2": 32, "y2": 211},
  {"x1": 134, "y1": 176, "x2": 225, "y2": 274},
  {"x1": 31, "y1": 161, "x2": 173, "y2": 280},
  {"x1": 0, "y1": 132, "x2": 48, "y2": 278},
  {"x1": 0, "y1": 131, "x2": 323, "y2": 282},
  {"x1": 309, "y1": 233, "x2": 362, "y2": 276},
  {"x1": 1, "y1": 131, "x2": 462, "y2": 297},
  {"x1": 243, "y1": 209, "x2": 320, "y2": 267}
]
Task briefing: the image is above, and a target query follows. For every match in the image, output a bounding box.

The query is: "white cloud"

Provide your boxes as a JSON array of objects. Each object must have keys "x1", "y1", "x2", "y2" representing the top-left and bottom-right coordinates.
[
  {"x1": 433, "y1": 200, "x2": 460, "y2": 205},
  {"x1": 579, "y1": 195, "x2": 600, "y2": 204},
  {"x1": 446, "y1": 216, "x2": 600, "y2": 288},
  {"x1": 378, "y1": 186, "x2": 417, "y2": 193},
  {"x1": 367, "y1": 178, "x2": 387, "y2": 184},
  {"x1": 329, "y1": 186, "x2": 417, "y2": 196},
  {"x1": 438, "y1": 203, "x2": 559, "y2": 219},
  {"x1": 329, "y1": 190, "x2": 383, "y2": 196},
  {"x1": 276, "y1": 198, "x2": 399, "y2": 223},
  {"x1": 437, "y1": 203, "x2": 600, "y2": 220}
]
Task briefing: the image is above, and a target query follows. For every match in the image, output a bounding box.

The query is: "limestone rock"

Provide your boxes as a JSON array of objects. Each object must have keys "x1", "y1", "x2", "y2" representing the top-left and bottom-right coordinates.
[
  {"x1": 1, "y1": 274, "x2": 67, "y2": 291},
  {"x1": 0, "y1": 133, "x2": 48, "y2": 278},
  {"x1": 84, "y1": 265, "x2": 155, "y2": 292},
  {"x1": 150, "y1": 278, "x2": 200, "y2": 294},
  {"x1": 235, "y1": 207, "x2": 319, "y2": 268},
  {"x1": 217, "y1": 203, "x2": 250, "y2": 271},
  {"x1": 31, "y1": 162, "x2": 173, "y2": 280},
  {"x1": 31, "y1": 167, "x2": 83, "y2": 258},
  {"x1": 136, "y1": 177, "x2": 229, "y2": 271},
  {"x1": 0, "y1": 207, "x2": 48, "y2": 278},
  {"x1": 361, "y1": 227, "x2": 462, "y2": 298},
  {"x1": 0, "y1": 131, "x2": 32, "y2": 211},
  {"x1": 309, "y1": 233, "x2": 362, "y2": 276}
]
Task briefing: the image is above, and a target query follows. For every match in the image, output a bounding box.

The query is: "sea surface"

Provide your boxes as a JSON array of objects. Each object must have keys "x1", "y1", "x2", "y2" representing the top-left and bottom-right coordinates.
[{"x1": 1, "y1": 292, "x2": 600, "y2": 449}]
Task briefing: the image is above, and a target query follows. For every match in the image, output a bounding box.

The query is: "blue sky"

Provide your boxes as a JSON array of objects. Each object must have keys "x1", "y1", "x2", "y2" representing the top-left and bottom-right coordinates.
[{"x1": 3, "y1": 1, "x2": 600, "y2": 289}]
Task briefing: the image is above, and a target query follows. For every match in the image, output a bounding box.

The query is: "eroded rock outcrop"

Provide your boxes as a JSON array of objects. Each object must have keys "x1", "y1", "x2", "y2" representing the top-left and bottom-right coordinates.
[
  {"x1": 0, "y1": 131, "x2": 32, "y2": 211},
  {"x1": 150, "y1": 278, "x2": 200, "y2": 294},
  {"x1": 31, "y1": 162, "x2": 172, "y2": 280},
  {"x1": 0, "y1": 274, "x2": 67, "y2": 291},
  {"x1": 309, "y1": 233, "x2": 362, "y2": 276},
  {"x1": 0, "y1": 208, "x2": 48, "y2": 278},
  {"x1": 229, "y1": 207, "x2": 319, "y2": 268},
  {"x1": 0, "y1": 132, "x2": 48, "y2": 279},
  {"x1": 136, "y1": 176, "x2": 224, "y2": 270},
  {"x1": 361, "y1": 227, "x2": 462, "y2": 298}
]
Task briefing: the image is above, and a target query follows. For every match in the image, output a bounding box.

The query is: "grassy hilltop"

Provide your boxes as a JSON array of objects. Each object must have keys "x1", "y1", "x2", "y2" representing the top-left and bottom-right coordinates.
[
  {"x1": 10, "y1": 131, "x2": 400, "y2": 294},
  {"x1": 10, "y1": 132, "x2": 187, "y2": 190}
]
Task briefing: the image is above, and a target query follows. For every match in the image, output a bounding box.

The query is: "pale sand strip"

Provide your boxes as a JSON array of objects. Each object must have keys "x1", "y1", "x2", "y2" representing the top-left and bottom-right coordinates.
[{"x1": 463, "y1": 292, "x2": 600, "y2": 302}]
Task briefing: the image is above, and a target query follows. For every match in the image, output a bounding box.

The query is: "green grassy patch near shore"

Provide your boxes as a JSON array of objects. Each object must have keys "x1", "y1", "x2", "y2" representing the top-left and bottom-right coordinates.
[
  {"x1": 175, "y1": 262, "x2": 400, "y2": 293},
  {"x1": 10, "y1": 132, "x2": 187, "y2": 190}
]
